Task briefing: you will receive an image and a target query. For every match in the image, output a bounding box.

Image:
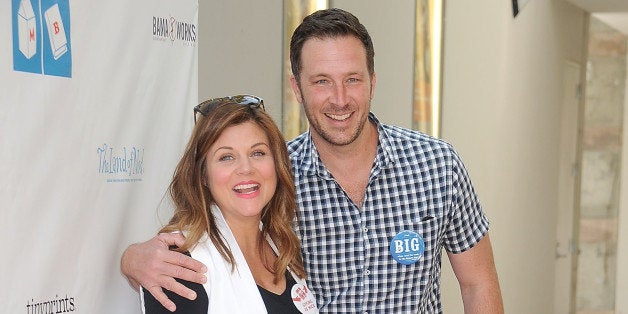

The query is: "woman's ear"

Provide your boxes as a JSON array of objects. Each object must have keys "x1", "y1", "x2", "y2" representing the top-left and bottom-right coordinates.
[{"x1": 201, "y1": 173, "x2": 209, "y2": 188}]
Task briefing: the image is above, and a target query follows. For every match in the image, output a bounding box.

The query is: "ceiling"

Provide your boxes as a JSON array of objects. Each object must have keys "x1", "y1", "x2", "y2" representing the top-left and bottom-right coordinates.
[
  {"x1": 563, "y1": 0, "x2": 628, "y2": 12},
  {"x1": 563, "y1": 0, "x2": 628, "y2": 35}
]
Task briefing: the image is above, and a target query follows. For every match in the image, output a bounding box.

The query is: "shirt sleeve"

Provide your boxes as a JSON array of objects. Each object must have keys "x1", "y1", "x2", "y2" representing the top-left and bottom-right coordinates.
[{"x1": 443, "y1": 149, "x2": 490, "y2": 254}]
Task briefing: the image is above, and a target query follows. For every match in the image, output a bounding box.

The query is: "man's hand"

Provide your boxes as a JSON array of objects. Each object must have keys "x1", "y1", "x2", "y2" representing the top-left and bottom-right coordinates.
[{"x1": 120, "y1": 233, "x2": 207, "y2": 312}]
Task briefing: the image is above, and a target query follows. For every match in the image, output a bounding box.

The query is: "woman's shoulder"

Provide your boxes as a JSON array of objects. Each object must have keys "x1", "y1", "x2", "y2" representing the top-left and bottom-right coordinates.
[{"x1": 141, "y1": 251, "x2": 209, "y2": 313}]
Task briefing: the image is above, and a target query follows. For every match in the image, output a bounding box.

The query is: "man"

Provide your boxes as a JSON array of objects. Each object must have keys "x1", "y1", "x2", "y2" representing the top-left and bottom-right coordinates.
[{"x1": 122, "y1": 8, "x2": 503, "y2": 313}]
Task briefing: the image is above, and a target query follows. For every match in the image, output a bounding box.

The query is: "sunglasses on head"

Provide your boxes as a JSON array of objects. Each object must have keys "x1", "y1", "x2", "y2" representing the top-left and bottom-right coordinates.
[{"x1": 193, "y1": 95, "x2": 264, "y2": 123}]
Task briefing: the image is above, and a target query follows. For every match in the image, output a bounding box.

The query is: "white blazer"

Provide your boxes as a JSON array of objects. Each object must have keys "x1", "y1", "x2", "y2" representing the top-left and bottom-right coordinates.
[{"x1": 142, "y1": 204, "x2": 318, "y2": 313}]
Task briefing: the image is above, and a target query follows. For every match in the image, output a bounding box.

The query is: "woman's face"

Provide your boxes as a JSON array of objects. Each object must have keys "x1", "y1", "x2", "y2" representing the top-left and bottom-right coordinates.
[{"x1": 204, "y1": 121, "x2": 277, "y2": 224}]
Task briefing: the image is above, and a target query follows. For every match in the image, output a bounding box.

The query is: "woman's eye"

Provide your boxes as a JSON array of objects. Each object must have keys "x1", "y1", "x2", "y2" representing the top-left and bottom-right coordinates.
[
  {"x1": 218, "y1": 155, "x2": 234, "y2": 162},
  {"x1": 252, "y1": 150, "x2": 267, "y2": 157}
]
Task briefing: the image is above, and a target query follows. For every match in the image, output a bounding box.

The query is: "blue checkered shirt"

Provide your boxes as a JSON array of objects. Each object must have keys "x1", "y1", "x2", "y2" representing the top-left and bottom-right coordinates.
[{"x1": 287, "y1": 113, "x2": 490, "y2": 313}]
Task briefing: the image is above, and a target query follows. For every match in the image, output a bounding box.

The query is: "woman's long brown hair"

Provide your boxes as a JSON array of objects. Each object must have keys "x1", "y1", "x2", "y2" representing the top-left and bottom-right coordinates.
[{"x1": 160, "y1": 100, "x2": 306, "y2": 282}]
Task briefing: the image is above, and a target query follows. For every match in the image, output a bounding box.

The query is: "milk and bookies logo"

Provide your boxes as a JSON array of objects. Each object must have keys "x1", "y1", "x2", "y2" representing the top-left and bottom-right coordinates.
[{"x1": 12, "y1": 0, "x2": 72, "y2": 77}]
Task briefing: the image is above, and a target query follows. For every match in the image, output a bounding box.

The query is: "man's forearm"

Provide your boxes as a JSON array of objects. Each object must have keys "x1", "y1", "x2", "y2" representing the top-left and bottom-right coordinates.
[
  {"x1": 120, "y1": 243, "x2": 141, "y2": 291},
  {"x1": 461, "y1": 283, "x2": 504, "y2": 314}
]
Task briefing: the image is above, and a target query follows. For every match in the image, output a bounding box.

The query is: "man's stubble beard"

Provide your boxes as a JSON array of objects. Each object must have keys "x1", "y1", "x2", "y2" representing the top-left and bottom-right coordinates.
[{"x1": 301, "y1": 97, "x2": 369, "y2": 147}]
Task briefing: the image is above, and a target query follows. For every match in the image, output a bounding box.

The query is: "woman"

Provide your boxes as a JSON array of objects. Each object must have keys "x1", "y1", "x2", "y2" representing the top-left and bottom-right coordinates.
[{"x1": 141, "y1": 95, "x2": 318, "y2": 313}]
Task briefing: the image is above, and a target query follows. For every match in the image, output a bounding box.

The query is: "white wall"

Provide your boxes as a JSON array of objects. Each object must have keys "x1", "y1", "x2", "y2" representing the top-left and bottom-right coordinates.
[{"x1": 198, "y1": 1, "x2": 589, "y2": 312}]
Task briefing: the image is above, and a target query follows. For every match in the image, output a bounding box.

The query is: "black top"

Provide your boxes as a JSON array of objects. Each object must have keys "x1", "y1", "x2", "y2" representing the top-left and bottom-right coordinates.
[
  {"x1": 143, "y1": 251, "x2": 304, "y2": 313},
  {"x1": 257, "y1": 270, "x2": 302, "y2": 313},
  {"x1": 142, "y1": 252, "x2": 208, "y2": 313}
]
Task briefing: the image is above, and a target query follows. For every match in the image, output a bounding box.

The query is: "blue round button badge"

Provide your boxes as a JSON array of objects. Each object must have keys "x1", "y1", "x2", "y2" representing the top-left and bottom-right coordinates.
[{"x1": 390, "y1": 230, "x2": 425, "y2": 265}]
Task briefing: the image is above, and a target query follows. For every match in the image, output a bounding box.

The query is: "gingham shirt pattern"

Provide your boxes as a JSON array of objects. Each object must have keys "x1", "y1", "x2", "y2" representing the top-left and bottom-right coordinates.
[{"x1": 287, "y1": 113, "x2": 490, "y2": 313}]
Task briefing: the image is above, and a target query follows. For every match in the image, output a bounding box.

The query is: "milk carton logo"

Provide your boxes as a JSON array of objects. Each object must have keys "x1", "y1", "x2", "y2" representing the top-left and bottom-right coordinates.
[
  {"x1": 16, "y1": 0, "x2": 36, "y2": 58},
  {"x1": 12, "y1": 0, "x2": 72, "y2": 78}
]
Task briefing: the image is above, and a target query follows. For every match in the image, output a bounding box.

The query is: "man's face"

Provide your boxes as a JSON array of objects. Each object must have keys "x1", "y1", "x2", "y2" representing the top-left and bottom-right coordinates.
[{"x1": 290, "y1": 35, "x2": 376, "y2": 147}]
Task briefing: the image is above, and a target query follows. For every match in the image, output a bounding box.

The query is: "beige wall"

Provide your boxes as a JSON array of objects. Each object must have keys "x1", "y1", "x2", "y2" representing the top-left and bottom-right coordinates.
[
  {"x1": 198, "y1": 0, "x2": 284, "y2": 121},
  {"x1": 331, "y1": 0, "x2": 416, "y2": 129},
  {"x1": 617, "y1": 38, "x2": 628, "y2": 314},
  {"x1": 198, "y1": 0, "x2": 590, "y2": 312},
  {"x1": 441, "y1": 1, "x2": 587, "y2": 313},
  {"x1": 198, "y1": 1, "x2": 417, "y2": 130}
]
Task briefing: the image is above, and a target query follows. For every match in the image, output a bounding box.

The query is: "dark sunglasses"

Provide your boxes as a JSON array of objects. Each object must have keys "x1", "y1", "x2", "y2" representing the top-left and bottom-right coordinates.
[{"x1": 193, "y1": 95, "x2": 265, "y2": 123}]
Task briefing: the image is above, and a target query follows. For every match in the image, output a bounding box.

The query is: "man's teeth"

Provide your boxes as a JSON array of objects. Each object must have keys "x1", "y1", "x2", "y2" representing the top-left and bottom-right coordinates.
[
  {"x1": 234, "y1": 184, "x2": 259, "y2": 193},
  {"x1": 327, "y1": 113, "x2": 350, "y2": 121}
]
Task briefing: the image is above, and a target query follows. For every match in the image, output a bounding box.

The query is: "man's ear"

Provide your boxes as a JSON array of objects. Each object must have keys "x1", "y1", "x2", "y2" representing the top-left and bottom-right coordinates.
[
  {"x1": 370, "y1": 72, "x2": 377, "y2": 100},
  {"x1": 289, "y1": 75, "x2": 303, "y2": 104}
]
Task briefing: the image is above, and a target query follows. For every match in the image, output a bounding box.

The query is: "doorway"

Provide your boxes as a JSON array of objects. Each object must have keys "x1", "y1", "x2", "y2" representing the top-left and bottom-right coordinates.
[{"x1": 555, "y1": 14, "x2": 627, "y2": 314}]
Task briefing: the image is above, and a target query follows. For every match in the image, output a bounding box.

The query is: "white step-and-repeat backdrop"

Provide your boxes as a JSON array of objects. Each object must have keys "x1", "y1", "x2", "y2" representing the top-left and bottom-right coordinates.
[{"x1": 1, "y1": 0, "x2": 198, "y2": 312}]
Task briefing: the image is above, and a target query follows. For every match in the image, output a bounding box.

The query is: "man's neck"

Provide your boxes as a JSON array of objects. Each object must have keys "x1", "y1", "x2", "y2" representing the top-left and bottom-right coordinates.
[
  {"x1": 312, "y1": 121, "x2": 378, "y2": 207},
  {"x1": 314, "y1": 121, "x2": 377, "y2": 167}
]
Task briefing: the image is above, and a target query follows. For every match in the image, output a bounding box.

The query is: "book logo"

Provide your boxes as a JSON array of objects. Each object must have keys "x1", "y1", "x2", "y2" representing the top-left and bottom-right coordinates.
[
  {"x1": 12, "y1": 0, "x2": 72, "y2": 77},
  {"x1": 44, "y1": 4, "x2": 68, "y2": 60}
]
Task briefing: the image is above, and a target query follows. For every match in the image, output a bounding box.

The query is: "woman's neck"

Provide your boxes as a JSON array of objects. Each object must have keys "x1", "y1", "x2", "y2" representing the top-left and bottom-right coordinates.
[{"x1": 229, "y1": 220, "x2": 263, "y2": 254}]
